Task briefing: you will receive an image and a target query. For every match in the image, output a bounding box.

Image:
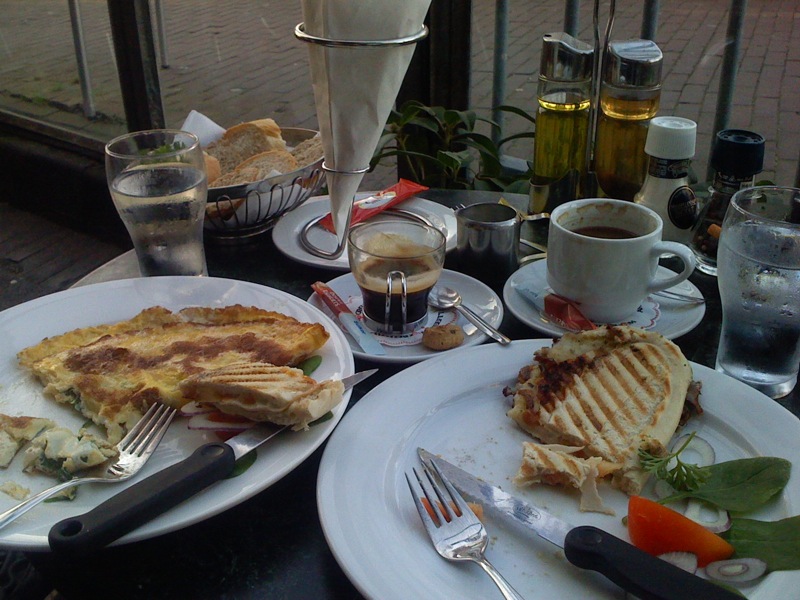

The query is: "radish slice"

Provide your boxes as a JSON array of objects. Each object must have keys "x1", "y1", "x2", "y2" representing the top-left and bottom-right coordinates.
[
  {"x1": 658, "y1": 551, "x2": 698, "y2": 574},
  {"x1": 188, "y1": 412, "x2": 255, "y2": 433},
  {"x1": 670, "y1": 433, "x2": 716, "y2": 467},
  {"x1": 684, "y1": 500, "x2": 731, "y2": 533},
  {"x1": 180, "y1": 401, "x2": 215, "y2": 416},
  {"x1": 706, "y1": 558, "x2": 767, "y2": 583}
]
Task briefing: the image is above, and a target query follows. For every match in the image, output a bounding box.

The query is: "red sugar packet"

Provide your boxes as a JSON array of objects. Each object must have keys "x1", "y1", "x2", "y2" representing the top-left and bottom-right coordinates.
[
  {"x1": 318, "y1": 179, "x2": 428, "y2": 233},
  {"x1": 544, "y1": 294, "x2": 597, "y2": 331}
]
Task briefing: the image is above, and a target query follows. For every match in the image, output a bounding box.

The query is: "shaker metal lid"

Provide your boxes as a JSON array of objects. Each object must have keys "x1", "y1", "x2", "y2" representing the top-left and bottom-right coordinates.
[
  {"x1": 603, "y1": 39, "x2": 663, "y2": 88},
  {"x1": 540, "y1": 32, "x2": 593, "y2": 81}
]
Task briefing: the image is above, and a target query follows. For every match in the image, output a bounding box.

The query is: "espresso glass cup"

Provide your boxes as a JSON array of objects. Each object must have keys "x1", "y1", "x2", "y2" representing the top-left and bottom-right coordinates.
[
  {"x1": 547, "y1": 198, "x2": 696, "y2": 323},
  {"x1": 348, "y1": 220, "x2": 446, "y2": 333}
]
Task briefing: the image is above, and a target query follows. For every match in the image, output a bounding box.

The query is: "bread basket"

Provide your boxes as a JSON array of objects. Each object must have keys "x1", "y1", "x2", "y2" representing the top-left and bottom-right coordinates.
[{"x1": 204, "y1": 127, "x2": 325, "y2": 243}]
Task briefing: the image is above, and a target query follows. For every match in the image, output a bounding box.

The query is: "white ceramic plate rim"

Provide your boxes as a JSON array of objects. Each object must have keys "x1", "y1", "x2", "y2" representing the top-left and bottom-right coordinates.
[
  {"x1": 271, "y1": 193, "x2": 457, "y2": 270},
  {"x1": 317, "y1": 340, "x2": 798, "y2": 600},
  {"x1": 504, "y1": 259, "x2": 706, "y2": 339},
  {"x1": 308, "y1": 269, "x2": 504, "y2": 364},
  {"x1": 0, "y1": 276, "x2": 355, "y2": 551}
]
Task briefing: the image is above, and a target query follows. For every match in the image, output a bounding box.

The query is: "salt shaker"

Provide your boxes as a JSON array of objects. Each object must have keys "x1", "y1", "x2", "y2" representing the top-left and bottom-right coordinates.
[
  {"x1": 690, "y1": 129, "x2": 765, "y2": 275},
  {"x1": 634, "y1": 116, "x2": 698, "y2": 244}
]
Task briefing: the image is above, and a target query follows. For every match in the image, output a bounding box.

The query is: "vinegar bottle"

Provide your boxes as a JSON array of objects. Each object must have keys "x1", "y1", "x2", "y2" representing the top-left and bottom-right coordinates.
[
  {"x1": 594, "y1": 40, "x2": 663, "y2": 201},
  {"x1": 634, "y1": 116, "x2": 698, "y2": 244},
  {"x1": 530, "y1": 32, "x2": 593, "y2": 213}
]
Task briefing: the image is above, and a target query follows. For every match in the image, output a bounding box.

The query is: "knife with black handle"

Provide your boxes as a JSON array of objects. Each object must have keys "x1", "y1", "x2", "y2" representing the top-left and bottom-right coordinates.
[
  {"x1": 47, "y1": 369, "x2": 377, "y2": 554},
  {"x1": 419, "y1": 449, "x2": 743, "y2": 600}
]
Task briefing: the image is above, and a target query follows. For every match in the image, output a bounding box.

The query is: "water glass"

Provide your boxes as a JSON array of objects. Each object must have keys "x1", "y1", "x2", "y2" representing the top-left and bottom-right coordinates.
[
  {"x1": 105, "y1": 129, "x2": 208, "y2": 277},
  {"x1": 716, "y1": 186, "x2": 800, "y2": 398}
]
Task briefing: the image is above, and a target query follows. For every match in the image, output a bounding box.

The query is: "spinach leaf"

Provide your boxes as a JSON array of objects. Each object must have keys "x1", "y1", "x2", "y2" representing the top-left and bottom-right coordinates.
[
  {"x1": 660, "y1": 457, "x2": 790, "y2": 512},
  {"x1": 722, "y1": 516, "x2": 800, "y2": 571},
  {"x1": 300, "y1": 355, "x2": 322, "y2": 376}
]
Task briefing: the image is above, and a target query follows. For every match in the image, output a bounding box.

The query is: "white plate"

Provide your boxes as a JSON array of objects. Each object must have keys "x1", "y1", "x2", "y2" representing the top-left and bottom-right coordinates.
[
  {"x1": 308, "y1": 269, "x2": 503, "y2": 364},
  {"x1": 272, "y1": 193, "x2": 457, "y2": 270},
  {"x1": 503, "y1": 259, "x2": 705, "y2": 339},
  {"x1": 317, "y1": 340, "x2": 799, "y2": 600},
  {"x1": 0, "y1": 277, "x2": 355, "y2": 551}
]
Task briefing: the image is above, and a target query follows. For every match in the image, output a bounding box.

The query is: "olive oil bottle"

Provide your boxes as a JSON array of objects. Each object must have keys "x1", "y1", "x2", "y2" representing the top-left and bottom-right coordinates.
[
  {"x1": 594, "y1": 40, "x2": 663, "y2": 201},
  {"x1": 531, "y1": 33, "x2": 593, "y2": 213}
]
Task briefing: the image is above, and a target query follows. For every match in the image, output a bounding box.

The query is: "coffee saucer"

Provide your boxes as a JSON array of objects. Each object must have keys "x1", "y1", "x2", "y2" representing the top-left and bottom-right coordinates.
[
  {"x1": 503, "y1": 259, "x2": 705, "y2": 340},
  {"x1": 308, "y1": 269, "x2": 504, "y2": 364}
]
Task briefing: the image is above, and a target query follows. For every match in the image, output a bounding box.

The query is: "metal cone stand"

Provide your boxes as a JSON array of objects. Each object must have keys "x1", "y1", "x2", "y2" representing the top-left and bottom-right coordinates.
[{"x1": 294, "y1": 23, "x2": 428, "y2": 259}]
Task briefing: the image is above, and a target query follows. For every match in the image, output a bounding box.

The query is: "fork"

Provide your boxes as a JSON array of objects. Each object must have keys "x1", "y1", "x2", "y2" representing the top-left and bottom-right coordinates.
[
  {"x1": 406, "y1": 462, "x2": 525, "y2": 600},
  {"x1": 0, "y1": 402, "x2": 176, "y2": 530}
]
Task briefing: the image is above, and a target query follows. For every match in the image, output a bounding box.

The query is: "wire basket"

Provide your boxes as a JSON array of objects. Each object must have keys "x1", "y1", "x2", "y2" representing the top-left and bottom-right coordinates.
[{"x1": 204, "y1": 128, "x2": 325, "y2": 243}]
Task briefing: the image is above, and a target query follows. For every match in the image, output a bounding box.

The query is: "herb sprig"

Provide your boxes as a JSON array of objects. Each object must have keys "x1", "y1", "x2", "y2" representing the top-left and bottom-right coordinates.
[{"x1": 638, "y1": 431, "x2": 709, "y2": 492}]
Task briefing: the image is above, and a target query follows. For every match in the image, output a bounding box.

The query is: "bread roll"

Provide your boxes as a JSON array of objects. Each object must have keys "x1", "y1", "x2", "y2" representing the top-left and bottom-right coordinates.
[
  {"x1": 235, "y1": 150, "x2": 298, "y2": 179},
  {"x1": 203, "y1": 152, "x2": 221, "y2": 184},
  {"x1": 207, "y1": 119, "x2": 287, "y2": 174}
]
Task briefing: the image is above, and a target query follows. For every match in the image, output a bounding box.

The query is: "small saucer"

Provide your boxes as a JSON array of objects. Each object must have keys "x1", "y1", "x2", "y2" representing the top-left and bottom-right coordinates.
[
  {"x1": 273, "y1": 194, "x2": 457, "y2": 270},
  {"x1": 503, "y1": 259, "x2": 705, "y2": 340},
  {"x1": 308, "y1": 269, "x2": 504, "y2": 364}
]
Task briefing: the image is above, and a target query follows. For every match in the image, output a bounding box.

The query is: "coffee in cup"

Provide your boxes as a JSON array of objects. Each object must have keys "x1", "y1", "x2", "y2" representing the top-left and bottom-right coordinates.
[
  {"x1": 547, "y1": 198, "x2": 696, "y2": 323},
  {"x1": 348, "y1": 220, "x2": 446, "y2": 333}
]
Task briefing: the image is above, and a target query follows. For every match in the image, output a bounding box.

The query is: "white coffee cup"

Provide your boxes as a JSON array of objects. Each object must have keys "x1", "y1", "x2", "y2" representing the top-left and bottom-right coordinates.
[{"x1": 547, "y1": 198, "x2": 696, "y2": 323}]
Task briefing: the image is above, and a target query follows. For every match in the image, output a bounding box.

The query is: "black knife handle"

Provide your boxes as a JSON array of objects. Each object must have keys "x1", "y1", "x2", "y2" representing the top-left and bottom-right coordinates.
[
  {"x1": 564, "y1": 526, "x2": 742, "y2": 600},
  {"x1": 48, "y1": 442, "x2": 235, "y2": 554}
]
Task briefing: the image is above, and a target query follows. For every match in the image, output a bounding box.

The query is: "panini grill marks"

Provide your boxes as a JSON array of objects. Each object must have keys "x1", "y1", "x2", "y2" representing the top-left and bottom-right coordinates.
[
  {"x1": 518, "y1": 443, "x2": 587, "y2": 486},
  {"x1": 535, "y1": 342, "x2": 675, "y2": 465}
]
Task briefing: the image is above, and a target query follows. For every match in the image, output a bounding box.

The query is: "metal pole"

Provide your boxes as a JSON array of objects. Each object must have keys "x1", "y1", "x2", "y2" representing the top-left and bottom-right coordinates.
[
  {"x1": 641, "y1": 0, "x2": 660, "y2": 40},
  {"x1": 708, "y1": 0, "x2": 747, "y2": 181},
  {"x1": 491, "y1": 0, "x2": 509, "y2": 146},
  {"x1": 107, "y1": 0, "x2": 165, "y2": 131},
  {"x1": 564, "y1": 0, "x2": 580, "y2": 36},
  {"x1": 68, "y1": 0, "x2": 96, "y2": 118},
  {"x1": 153, "y1": 0, "x2": 169, "y2": 68}
]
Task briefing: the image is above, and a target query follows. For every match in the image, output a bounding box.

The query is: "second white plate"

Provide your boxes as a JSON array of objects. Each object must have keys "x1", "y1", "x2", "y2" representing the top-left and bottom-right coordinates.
[{"x1": 272, "y1": 194, "x2": 457, "y2": 270}]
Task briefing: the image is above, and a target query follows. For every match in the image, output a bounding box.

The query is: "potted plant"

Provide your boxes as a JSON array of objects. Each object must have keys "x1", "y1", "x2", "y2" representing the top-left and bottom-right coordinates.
[{"x1": 371, "y1": 100, "x2": 535, "y2": 193}]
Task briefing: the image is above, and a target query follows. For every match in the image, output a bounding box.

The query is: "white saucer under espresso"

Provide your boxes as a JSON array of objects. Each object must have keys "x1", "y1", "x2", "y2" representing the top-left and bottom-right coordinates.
[
  {"x1": 308, "y1": 269, "x2": 503, "y2": 364},
  {"x1": 503, "y1": 259, "x2": 705, "y2": 340}
]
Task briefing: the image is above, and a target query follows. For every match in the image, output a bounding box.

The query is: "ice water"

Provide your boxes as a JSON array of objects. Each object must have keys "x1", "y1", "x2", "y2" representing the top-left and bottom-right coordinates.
[
  {"x1": 716, "y1": 221, "x2": 800, "y2": 397},
  {"x1": 111, "y1": 165, "x2": 208, "y2": 276}
]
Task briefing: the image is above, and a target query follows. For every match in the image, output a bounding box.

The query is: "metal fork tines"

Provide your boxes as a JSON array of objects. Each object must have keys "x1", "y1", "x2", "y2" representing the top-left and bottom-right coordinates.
[
  {"x1": 406, "y1": 462, "x2": 525, "y2": 600},
  {"x1": 0, "y1": 402, "x2": 176, "y2": 530}
]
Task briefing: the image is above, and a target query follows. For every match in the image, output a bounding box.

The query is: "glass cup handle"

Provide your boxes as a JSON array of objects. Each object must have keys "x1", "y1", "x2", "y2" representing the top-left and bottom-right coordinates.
[
  {"x1": 385, "y1": 270, "x2": 407, "y2": 328},
  {"x1": 647, "y1": 241, "x2": 697, "y2": 293}
]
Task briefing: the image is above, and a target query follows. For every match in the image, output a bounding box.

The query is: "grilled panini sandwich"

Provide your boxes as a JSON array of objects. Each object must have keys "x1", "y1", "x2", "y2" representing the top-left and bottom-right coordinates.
[
  {"x1": 513, "y1": 442, "x2": 615, "y2": 515},
  {"x1": 507, "y1": 326, "x2": 691, "y2": 496},
  {"x1": 179, "y1": 363, "x2": 345, "y2": 430},
  {"x1": 19, "y1": 305, "x2": 330, "y2": 443}
]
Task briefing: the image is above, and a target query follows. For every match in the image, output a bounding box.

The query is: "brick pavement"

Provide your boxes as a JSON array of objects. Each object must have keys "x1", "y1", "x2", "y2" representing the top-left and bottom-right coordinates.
[{"x1": 1, "y1": 0, "x2": 798, "y2": 188}]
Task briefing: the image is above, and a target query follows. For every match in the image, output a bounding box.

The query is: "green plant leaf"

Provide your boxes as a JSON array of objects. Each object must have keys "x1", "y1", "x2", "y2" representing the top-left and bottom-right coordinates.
[
  {"x1": 495, "y1": 104, "x2": 537, "y2": 124},
  {"x1": 660, "y1": 457, "x2": 791, "y2": 512},
  {"x1": 722, "y1": 516, "x2": 800, "y2": 571}
]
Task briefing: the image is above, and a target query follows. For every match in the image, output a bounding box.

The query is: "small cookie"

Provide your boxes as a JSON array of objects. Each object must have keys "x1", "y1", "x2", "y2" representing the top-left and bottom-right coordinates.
[{"x1": 422, "y1": 324, "x2": 465, "y2": 351}]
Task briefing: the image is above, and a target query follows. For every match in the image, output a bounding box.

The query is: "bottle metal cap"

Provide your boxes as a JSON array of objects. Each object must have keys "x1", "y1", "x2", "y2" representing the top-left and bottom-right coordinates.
[
  {"x1": 711, "y1": 129, "x2": 765, "y2": 176},
  {"x1": 645, "y1": 116, "x2": 697, "y2": 159},
  {"x1": 539, "y1": 32, "x2": 593, "y2": 82},
  {"x1": 603, "y1": 39, "x2": 663, "y2": 88}
]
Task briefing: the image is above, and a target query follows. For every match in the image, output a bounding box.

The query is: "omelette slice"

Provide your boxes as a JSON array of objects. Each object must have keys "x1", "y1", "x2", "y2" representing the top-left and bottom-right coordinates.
[
  {"x1": 20, "y1": 305, "x2": 330, "y2": 443},
  {"x1": 0, "y1": 414, "x2": 57, "y2": 468}
]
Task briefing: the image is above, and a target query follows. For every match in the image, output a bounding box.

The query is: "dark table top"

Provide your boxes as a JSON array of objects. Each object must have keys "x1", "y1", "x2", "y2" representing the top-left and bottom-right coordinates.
[{"x1": 25, "y1": 189, "x2": 800, "y2": 599}]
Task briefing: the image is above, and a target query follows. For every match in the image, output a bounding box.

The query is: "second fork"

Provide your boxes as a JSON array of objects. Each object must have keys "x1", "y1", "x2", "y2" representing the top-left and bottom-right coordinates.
[{"x1": 407, "y1": 462, "x2": 525, "y2": 600}]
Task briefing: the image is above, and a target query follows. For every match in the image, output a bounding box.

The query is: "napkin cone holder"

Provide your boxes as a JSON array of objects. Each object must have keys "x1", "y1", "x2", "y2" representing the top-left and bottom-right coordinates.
[{"x1": 294, "y1": 22, "x2": 428, "y2": 259}]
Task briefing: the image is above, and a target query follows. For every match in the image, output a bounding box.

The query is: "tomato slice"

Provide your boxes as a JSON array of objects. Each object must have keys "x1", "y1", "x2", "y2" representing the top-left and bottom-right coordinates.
[{"x1": 627, "y1": 496, "x2": 734, "y2": 567}]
